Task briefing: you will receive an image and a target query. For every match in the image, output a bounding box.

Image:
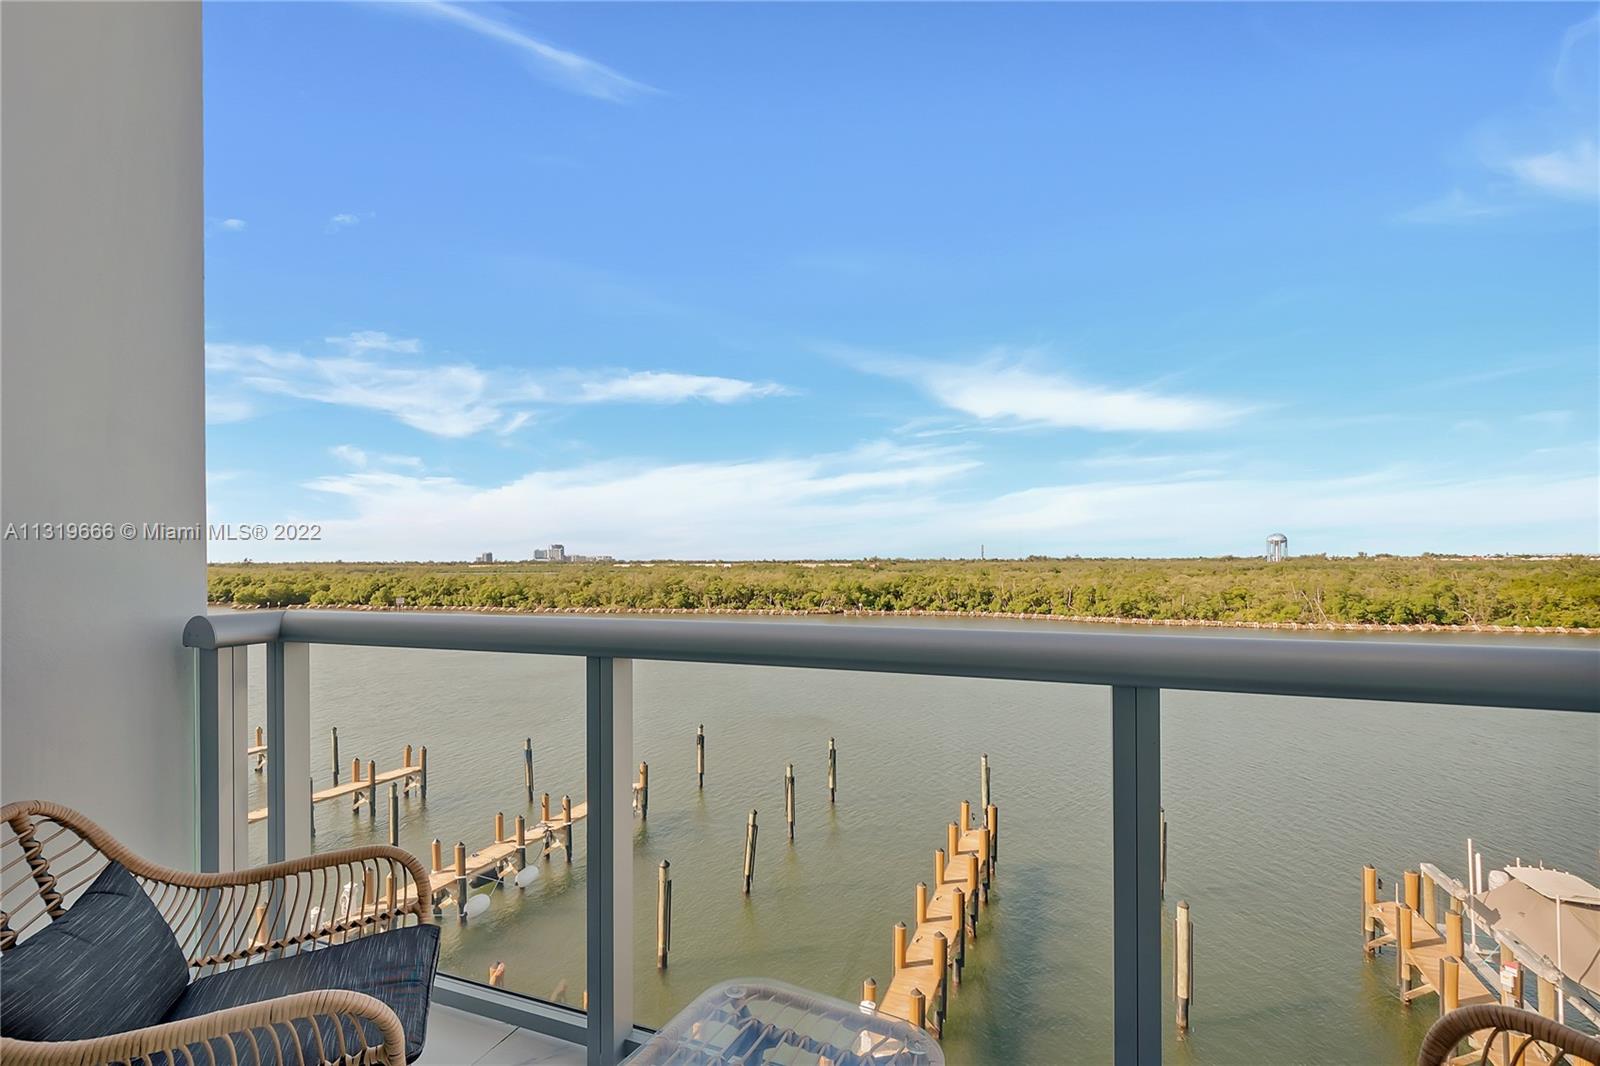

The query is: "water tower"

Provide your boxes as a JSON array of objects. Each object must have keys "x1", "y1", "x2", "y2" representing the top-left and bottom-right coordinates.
[{"x1": 1266, "y1": 533, "x2": 1288, "y2": 562}]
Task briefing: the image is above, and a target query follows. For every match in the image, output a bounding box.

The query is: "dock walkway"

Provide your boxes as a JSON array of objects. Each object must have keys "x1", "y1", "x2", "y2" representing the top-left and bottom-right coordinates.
[
  {"x1": 248, "y1": 750, "x2": 425, "y2": 824},
  {"x1": 881, "y1": 823, "x2": 988, "y2": 1025}
]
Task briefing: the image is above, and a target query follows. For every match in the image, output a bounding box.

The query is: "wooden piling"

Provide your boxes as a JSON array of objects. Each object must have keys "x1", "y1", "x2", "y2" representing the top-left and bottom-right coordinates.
[
  {"x1": 561, "y1": 795, "x2": 573, "y2": 862},
  {"x1": 952, "y1": 886, "x2": 967, "y2": 976},
  {"x1": 696, "y1": 724, "x2": 705, "y2": 789},
  {"x1": 1175, "y1": 900, "x2": 1194, "y2": 1032},
  {"x1": 254, "y1": 726, "x2": 265, "y2": 771},
  {"x1": 405, "y1": 743, "x2": 413, "y2": 768},
  {"x1": 349, "y1": 757, "x2": 361, "y2": 805},
  {"x1": 454, "y1": 842, "x2": 468, "y2": 919},
  {"x1": 742, "y1": 809, "x2": 759, "y2": 893},
  {"x1": 935, "y1": 847, "x2": 947, "y2": 888},
  {"x1": 1536, "y1": 975, "x2": 1558, "y2": 1020},
  {"x1": 1404, "y1": 869, "x2": 1420, "y2": 914},
  {"x1": 541, "y1": 792, "x2": 551, "y2": 824},
  {"x1": 388, "y1": 783, "x2": 400, "y2": 847},
  {"x1": 1160, "y1": 806, "x2": 1168, "y2": 899},
  {"x1": 916, "y1": 881, "x2": 928, "y2": 925},
  {"x1": 1421, "y1": 871, "x2": 1438, "y2": 928},
  {"x1": 977, "y1": 827, "x2": 992, "y2": 900},
  {"x1": 909, "y1": 988, "x2": 926, "y2": 1031},
  {"x1": 309, "y1": 777, "x2": 316, "y2": 839},
  {"x1": 638, "y1": 761, "x2": 649, "y2": 819},
  {"x1": 488, "y1": 961, "x2": 505, "y2": 988},
  {"x1": 828, "y1": 738, "x2": 837, "y2": 803},
  {"x1": 656, "y1": 860, "x2": 672, "y2": 969},
  {"x1": 784, "y1": 763, "x2": 795, "y2": 841},
  {"x1": 980, "y1": 753, "x2": 990, "y2": 810},
  {"x1": 946, "y1": 822, "x2": 959, "y2": 863},
  {"x1": 514, "y1": 815, "x2": 527, "y2": 866},
  {"x1": 331, "y1": 727, "x2": 340, "y2": 782},
  {"x1": 367, "y1": 760, "x2": 377, "y2": 818},
  {"x1": 1397, "y1": 904, "x2": 1414, "y2": 998},
  {"x1": 959, "y1": 800, "x2": 972, "y2": 831},
  {"x1": 986, "y1": 803, "x2": 999, "y2": 866},
  {"x1": 524, "y1": 738, "x2": 534, "y2": 804},
  {"x1": 1441, "y1": 956, "x2": 1460, "y2": 1015},
  {"x1": 1445, "y1": 908, "x2": 1464, "y2": 959},
  {"x1": 965, "y1": 853, "x2": 980, "y2": 933},
  {"x1": 861, "y1": 977, "x2": 878, "y2": 1009},
  {"x1": 931, "y1": 930, "x2": 949, "y2": 1034},
  {"x1": 429, "y1": 839, "x2": 444, "y2": 917},
  {"x1": 1362, "y1": 865, "x2": 1378, "y2": 946},
  {"x1": 494, "y1": 811, "x2": 505, "y2": 844},
  {"x1": 892, "y1": 921, "x2": 908, "y2": 973},
  {"x1": 419, "y1": 746, "x2": 428, "y2": 802}
]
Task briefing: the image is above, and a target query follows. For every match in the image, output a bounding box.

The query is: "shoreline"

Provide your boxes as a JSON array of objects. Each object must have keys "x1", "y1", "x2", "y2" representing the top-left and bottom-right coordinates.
[{"x1": 206, "y1": 601, "x2": 1597, "y2": 636}]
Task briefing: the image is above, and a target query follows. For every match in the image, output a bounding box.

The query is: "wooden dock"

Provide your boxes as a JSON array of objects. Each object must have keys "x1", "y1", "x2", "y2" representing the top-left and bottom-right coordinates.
[
  {"x1": 1364, "y1": 864, "x2": 1575, "y2": 1066},
  {"x1": 248, "y1": 747, "x2": 426, "y2": 824},
  {"x1": 877, "y1": 797, "x2": 998, "y2": 1035},
  {"x1": 430, "y1": 797, "x2": 589, "y2": 914}
]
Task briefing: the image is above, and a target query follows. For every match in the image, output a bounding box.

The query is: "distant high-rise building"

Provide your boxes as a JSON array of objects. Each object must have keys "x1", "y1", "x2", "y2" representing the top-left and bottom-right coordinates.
[
  {"x1": 1266, "y1": 533, "x2": 1288, "y2": 562},
  {"x1": 474, "y1": 551, "x2": 493, "y2": 564}
]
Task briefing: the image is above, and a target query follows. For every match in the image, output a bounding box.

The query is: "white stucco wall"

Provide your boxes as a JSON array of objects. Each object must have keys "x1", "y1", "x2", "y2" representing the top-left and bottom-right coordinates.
[{"x1": 2, "y1": 1, "x2": 205, "y2": 868}]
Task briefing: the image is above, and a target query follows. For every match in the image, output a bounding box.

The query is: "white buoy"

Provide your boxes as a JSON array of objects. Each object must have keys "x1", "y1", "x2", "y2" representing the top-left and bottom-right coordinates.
[
  {"x1": 515, "y1": 865, "x2": 541, "y2": 889},
  {"x1": 464, "y1": 893, "x2": 492, "y2": 919}
]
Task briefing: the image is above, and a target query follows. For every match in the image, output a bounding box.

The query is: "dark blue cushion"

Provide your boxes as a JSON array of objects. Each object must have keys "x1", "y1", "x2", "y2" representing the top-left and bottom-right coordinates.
[
  {"x1": 0, "y1": 860, "x2": 191, "y2": 1041},
  {"x1": 160, "y1": 922, "x2": 439, "y2": 1063}
]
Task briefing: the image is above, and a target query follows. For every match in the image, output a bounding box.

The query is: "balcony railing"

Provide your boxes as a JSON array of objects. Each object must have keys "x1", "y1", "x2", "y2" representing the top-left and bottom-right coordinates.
[{"x1": 183, "y1": 609, "x2": 1599, "y2": 1066}]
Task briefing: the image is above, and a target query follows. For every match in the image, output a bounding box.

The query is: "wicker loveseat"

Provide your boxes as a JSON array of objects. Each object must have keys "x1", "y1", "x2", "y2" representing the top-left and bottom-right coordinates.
[{"x1": 1, "y1": 801, "x2": 436, "y2": 1065}]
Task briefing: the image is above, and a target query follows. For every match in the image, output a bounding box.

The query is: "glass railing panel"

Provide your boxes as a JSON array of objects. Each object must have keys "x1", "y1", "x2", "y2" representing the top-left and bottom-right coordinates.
[
  {"x1": 627, "y1": 660, "x2": 1115, "y2": 1062},
  {"x1": 246, "y1": 645, "x2": 588, "y2": 1009},
  {"x1": 1159, "y1": 688, "x2": 1600, "y2": 1064}
]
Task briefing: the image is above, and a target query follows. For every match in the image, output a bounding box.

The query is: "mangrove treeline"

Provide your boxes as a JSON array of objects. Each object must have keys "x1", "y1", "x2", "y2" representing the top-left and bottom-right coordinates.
[{"x1": 208, "y1": 556, "x2": 1600, "y2": 629}]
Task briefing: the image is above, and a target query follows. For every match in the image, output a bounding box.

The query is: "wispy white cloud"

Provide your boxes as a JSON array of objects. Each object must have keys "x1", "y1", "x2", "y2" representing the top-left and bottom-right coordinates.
[
  {"x1": 328, "y1": 331, "x2": 423, "y2": 355},
  {"x1": 1502, "y1": 137, "x2": 1599, "y2": 200},
  {"x1": 330, "y1": 445, "x2": 425, "y2": 470},
  {"x1": 217, "y1": 445, "x2": 1597, "y2": 561},
  {"x1": 1395, "y1": 189, "x2": 1519, "y2": 225},
  {"x1": 207, "y1": 341, "x2": 533, "y2": 437},
  {"x1": 220, "y1": 218, "x2": 247, "y2": 231},
  {"x1": 1403, "y1": 17, "x2": 1598, "y2": 221},
  {"x1": 410, "y1": 2, "x2": 655, "y2": 103},
  {"x1": 575, "y1": 371, "x2": 791, "y2": 405},
  {"x1": 295, "y1": 442, "x2": 975, "y2": 560},
  {"x1": 326, "y1": 213, "x2": 361, "y2": 233},
  {"x1": 206, "y1": 333, "x2": 793, "y2": 436},
  {"x1": 862, "y1": 349, "x2": 1245, "y2": 432}
]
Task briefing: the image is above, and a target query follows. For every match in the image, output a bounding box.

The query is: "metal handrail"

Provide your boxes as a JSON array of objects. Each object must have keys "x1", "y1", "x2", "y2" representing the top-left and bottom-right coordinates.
[
  {"x1": 184, "y1": 609, "x2": 1599, "y2": 712},
  {"x1": 184, "y1": 609, "x2": 1599, "y2": 1065}
]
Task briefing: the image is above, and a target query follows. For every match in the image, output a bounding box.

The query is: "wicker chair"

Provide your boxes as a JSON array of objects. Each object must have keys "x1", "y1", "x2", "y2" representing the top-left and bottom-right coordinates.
[
  {"x1": 1419, "y1": 1004, "x2": 1600, "y2": 1066},
  {"x1": 1, "y1": 800, "x2": 434, "y2": 1065}
]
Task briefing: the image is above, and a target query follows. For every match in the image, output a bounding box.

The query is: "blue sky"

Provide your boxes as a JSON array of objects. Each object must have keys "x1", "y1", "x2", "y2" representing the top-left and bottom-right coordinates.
[{"x1": 203, "y1": 2, "x2": 1599, "y2": 561}]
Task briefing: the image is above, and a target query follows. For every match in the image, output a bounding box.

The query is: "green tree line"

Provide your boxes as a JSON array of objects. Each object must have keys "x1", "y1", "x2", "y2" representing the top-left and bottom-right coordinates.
[{"x1": 208, "y1": 556, "x2": 1600, "y2": 628}]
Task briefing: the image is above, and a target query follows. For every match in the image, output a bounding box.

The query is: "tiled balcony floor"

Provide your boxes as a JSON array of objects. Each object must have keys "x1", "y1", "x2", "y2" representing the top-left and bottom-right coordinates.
[{"x1": 414, "y1": 1004, "x2": 585, "y2": 1065}]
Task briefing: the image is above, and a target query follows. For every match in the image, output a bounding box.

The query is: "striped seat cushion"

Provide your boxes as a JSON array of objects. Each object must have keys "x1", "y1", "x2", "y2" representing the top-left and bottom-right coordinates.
[
  {"x1": 0, "y1": 860, "x2": 191, "y2": 1041},
  {"x1": 160, "y1": 922, "x2": 440, "y2": 1063}
]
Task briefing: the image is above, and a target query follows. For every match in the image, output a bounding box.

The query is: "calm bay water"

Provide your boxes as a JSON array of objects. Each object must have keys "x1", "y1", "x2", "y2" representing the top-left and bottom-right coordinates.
[{"x1": 234, "y1": 615, "x2": 1599, "y2": 1065}]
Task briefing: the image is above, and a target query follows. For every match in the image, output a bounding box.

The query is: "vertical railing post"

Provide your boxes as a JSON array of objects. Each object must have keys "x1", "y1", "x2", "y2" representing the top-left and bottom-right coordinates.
[
  {"x1": 197, "y1": 646, "x2": 248, "y2": 871},
  {"x1": 1111, "y1": 685, "x2": 1162, "y2": 1065},
  {"x1": 266, "y1": 641, "x2": 312, "y2": 862},
  {"x1": 586, "y1": 657, "x2": 633, "y2": 1066}
]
